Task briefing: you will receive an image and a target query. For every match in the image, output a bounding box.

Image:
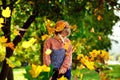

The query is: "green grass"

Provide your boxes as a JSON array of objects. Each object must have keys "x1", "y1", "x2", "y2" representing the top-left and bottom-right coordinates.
[{"x1": 13, "y1": 68, "x2": 27, "y2": 80}]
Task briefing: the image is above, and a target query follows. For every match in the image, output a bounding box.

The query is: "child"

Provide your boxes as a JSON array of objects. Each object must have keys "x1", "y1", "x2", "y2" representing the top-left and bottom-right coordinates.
[{"x1": 43, "y1": 20, "x2": 72, "y2": 80}]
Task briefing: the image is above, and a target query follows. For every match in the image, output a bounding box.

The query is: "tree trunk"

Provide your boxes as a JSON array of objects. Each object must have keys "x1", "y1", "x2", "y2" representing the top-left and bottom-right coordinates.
[
  {"x1": 0, "y1": 48, "x2": 14, "y2": 80},
  {"x1": 0, "y1": 14, "x2": 37, "y2": 80}
]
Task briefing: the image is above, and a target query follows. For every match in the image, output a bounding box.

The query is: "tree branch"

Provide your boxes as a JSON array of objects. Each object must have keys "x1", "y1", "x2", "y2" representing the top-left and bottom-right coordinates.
[
  {"x1": 2, "y1": 0, "x2": 6, "y2": 9},
  {"x1": 13, "y1": 14, "x2": 37, "y2": 47}
]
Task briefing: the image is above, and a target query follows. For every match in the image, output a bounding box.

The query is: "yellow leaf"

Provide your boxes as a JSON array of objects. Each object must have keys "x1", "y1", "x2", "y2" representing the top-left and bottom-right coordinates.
[
  {"x1": 22, "y1": 38, "x2": 36, "y2": 48},
  {"x1": 0, "y1": 53, "x2": 5, "y2": 62},
  {"x1": 14, "y1": 29, "x2": 20, "y2": 35},
  {"x1": 97, "y1": 15, "x2": 103, "y2": 21},
  {"x1": 64, "y1": 41, "x2": 70, "y2": 51},
  {"x1": 78, "y1": 64, "x2": 85, "y2": 70},
  {"x1": 57, "y1": 76, "x2": 68, "y2": 80},
  {"x1": 29, "y1": 64, "x2": 42, "y2": 78},
  {"x1": 42, "y1": 65, "x2": 50, "y2": 72},
  {"x1": 0, "y1": 18, "x2": 4, "y2": 23},
  {"x1": 22, "y1": 41, "x2": 29, "y2": 48},
  {"x1": 6, "y1": 58, "x2": 15, "y2": 68},
  {"x1": 71, "y1": 25, "x2": 77, "y2": 31},
  {"x1": 77, "y1": 54, "x2": 84, "y2": 60},
  {"x1": 98, "y1": 35, "x2": 102, "y2": 40},
  {"x1": 0, "y1": 24, "x2": 3, "y2": 28},
  {"x1": 2, "y1": 7, "x2": 11, "y2": 18},
  {"x1": 0, "y1": 36, "x2": 8, "y2": 43},
  {"x1": 90, "y1": 27, "x2": 94, "y2": 33},
  {"x1": 45, "y1": 49, "x2": 52, "y2": 55},
  {"x1": 41, "y1": 34, "x2": 48, "y2": 41}
]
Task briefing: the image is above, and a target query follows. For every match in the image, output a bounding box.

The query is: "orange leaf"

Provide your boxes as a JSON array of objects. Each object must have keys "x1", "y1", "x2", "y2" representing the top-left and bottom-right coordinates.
[
  {"x1": 4, "y1": 42, "x2": 14, "y2": 50},
  {"x1": 41, "y1": 34, "x2": 48, "y2": 41},
  {"x1": 97, "y1": 15, "x2": 103, "y2": 21}
]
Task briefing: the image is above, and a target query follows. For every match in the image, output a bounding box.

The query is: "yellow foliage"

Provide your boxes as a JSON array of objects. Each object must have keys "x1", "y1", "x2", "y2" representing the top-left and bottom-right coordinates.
[
  {"x1": 14, "y1": 29, "x2": 20, "y2": 35},
  {"x1": 42, "y1": 64, "x2": 50, "y2": 72},
  {"x1": 71, "y1": 25, "x2": 77, "y2": 31},
  {"x1": 0, "y1": 36, "x2": 8, "y2": 43},
  {"x1": 0, "y1": 24, "x2": 3, "y2": 28},
  {"x1": 98, "y1": 35, "x2": 102, "y2": 40},
  {"x1": 0, "y1": 18, "x2": 4, "y2": 23},
  {"x1": 29, "y1": 64, "x2": 51, "y2": 78},
  {"x1": 100, "y1": 50, "x2": 109, "y2": 61},
  {"x1": 45, "y1": 19, "x2": 55, "y2": 35},
  {"x1": 90, "y1": 27, "x2": 95, "y2": 33},
  {"x1": 81, "y1": 57, "x2": 95, "y2": 70},
  {"x1": 78, "y1": 64, "x2": 85, "y2": 70},
  {"x1": 97, "y1": 15, "x2": 103, "y2": 21},
  {"x1": 64, "y1": 41, "x2": 70, "y2": 51},
  {"x1": 45, "y1": 49, "x2": 52, "y2": 55},
  {"x1": 57, "y1": 76, "x2": 68, "y2": 80},
  {"x1": 2, "y1": 7, "x2": 11, "y2": 18},
  {"x1": 0, "y1": 45, "x2": 5, "y2": 62},
  {"x1": 41, "y1": 34, "x2": 48, "y2": 41},
  {"x1": 22, "y1": 38, "x2": 36, "y2": 48},
  {"x1": 0, "y1": 18, "x2": 4, "y2": 28},
  {"x1": 6, "y1": 58, "x2": 15, "y2": 68},
  {"x1": 29, "y1": 64, "x2": 42, "y2": 78},
  {"x1": 77, "y1": 54, "x2": 84, "y2": 60}
]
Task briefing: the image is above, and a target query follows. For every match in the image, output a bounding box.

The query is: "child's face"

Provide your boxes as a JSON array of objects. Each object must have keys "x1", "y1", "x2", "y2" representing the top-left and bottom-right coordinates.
[{"x1": 60, "y1": 26, "x2": 71, "y2": 37}]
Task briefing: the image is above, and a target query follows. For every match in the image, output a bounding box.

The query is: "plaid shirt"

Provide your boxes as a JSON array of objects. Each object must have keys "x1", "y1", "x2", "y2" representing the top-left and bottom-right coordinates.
[{"x1": 43, "y1": 37, "x2": 72, "y2": 70}]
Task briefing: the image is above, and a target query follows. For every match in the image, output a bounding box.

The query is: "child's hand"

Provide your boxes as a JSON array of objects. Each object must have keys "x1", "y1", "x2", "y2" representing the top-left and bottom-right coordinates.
[{"x1": 59, "y1": 67, "x2": 67, "y2": 74}]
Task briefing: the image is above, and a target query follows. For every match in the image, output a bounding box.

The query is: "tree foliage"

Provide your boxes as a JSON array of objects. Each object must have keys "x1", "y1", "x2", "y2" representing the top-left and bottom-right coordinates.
[{"x1": 0, "y1": 0, "x2": 120, "y2": 80}]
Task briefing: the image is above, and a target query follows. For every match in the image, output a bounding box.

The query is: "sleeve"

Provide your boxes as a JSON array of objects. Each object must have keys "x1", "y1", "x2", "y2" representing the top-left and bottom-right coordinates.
[
  {"x1": 43, "y1": 38, "x2": 51, "y2": 66},
  {"x1": 59, "y1": 39, "x2": 72, "y2": 74}
]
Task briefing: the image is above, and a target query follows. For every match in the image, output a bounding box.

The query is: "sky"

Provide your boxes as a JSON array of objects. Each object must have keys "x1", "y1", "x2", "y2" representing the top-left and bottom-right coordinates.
[{"x1": 108, "y1": 6, "x2": 120, "y2": 55}]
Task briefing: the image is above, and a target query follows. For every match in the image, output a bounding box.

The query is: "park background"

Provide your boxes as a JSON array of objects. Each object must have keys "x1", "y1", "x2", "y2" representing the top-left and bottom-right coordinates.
[{"x1": 0, "y1": 0, "x2": 120, "y2": 80}]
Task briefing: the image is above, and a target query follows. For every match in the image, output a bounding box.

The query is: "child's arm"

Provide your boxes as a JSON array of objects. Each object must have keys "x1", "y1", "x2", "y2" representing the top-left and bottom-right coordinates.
[
  {"x1": 43, "y1": 38, "x2": 51, "y2": 66},
  {"x1": 59, "y1": 39, "x2": 72, "y2": 74}
]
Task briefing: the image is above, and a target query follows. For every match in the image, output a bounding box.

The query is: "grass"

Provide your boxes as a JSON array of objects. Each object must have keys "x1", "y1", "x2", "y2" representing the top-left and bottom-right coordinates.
[{"x1": 13, "y1": 68, "x2": 27, "y2": 80}]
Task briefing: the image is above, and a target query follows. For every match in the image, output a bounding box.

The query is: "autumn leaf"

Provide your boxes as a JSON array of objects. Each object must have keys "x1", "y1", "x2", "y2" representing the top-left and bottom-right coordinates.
[
  {"x1": 57, "y1": 76, "x2": 68, "y2": 80},
  {"x1": 0, "y1": 24, "x2": 3, "y2": 28},
  {"x1": 2, "y1": 7, "x2": 11, "y2": 18},
  {"x1": 98, "y1": 35, "x2": 102, "y2": 40},
  {"x1": 0, "y1": 53, "x2": 5, "y2": 62},
  {"x1": 0, "y1": 18, "x2": 4, "y2": 23},
  {"x1": 22, "y1": 38, "x2": 36, "y2": 48},
  {"x1": 4, "y1": 42, "x2": 14, "y2": 50},
  {"x1": 41, "y1": 34, "x2": 48, "y2": 41},
  {"x1": 29, "y1": 64, "x2": 42, "y2": 78},
  {"x1": 13, "y1": 29, "x2": 20, "y2": 35},
  {"x1": 6, "y1": 58, "x2": 15, "y2": 68},
  {"x1": 0, "y1": 36, "x2": 8, "y2": 43},
  {"x1": 45, "y1": 49, "x2": 52, "y2": 55},
  {"x1": 0, "y1": 18, "x2": 4, "y2": 28},
  {"x1": 64, "y1": 41, "x2": 70, "y2": 51},
  {"x1": 42, "y1": 65, "x2": 50, "y2": 72},
  {"x1": 71, "y1": 25, "x2": 77, "y2": 31},
  {"x1": 0, "y1": 45, "x2": 5, "y2": 62},
  {"x1": 97, "y1": 15, "x2": 103, "y2": 21},
  {"x1": 90, "y1": 27, "x2": 95, "y2": 33},
  {"x1": 45, "y1": 19, "x2": 55, "y2": 34}
]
